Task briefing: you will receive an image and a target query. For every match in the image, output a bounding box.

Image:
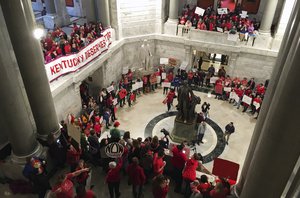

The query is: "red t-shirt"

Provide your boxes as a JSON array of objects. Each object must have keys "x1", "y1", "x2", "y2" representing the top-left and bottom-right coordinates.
[
  {"x1": 52, "y1": 173, "x2": 74, "y2": 198},
  {"x1": 153, "y1": 186, "x2": 169, "y2": 198},
  {"x1": 198, "y1": 182, "x2": 211, "y2": 194},
  {"x1": 153, "y1": 153, "x2": 164, "y2": 176},
  {"x1": 126, "y1": 164, "x2": 146, "y2": 185},
  {"x1": 106, "y1": 160, "x2": 123, "y2": 183}
]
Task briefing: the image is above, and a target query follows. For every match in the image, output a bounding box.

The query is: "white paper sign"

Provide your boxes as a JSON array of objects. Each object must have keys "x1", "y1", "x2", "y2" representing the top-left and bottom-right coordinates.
[
  {"x1": 210, "y1": 77, "x2": 219, "y2": 84},
  {"x1": 107, "y1": 85, "x2": 114, "y2": 93},
  {"x1": 195, "y1": 7, "x2": 205, "y2": 16},
  {"x1": 132, "y1": 83, "x2": 139, "y2": 91},
  {"x1": 227, "y1": 33, "x2": 239, "y2": 41},
  {"x1": 218, "y1": 8, "x2": 228, "y2": 15},
  {"x1": 253, "y1": 101, "x2": 260, "y2": 109},
  {"x1": 217, "y1": 27, "x2": 223, "y2": 33},
  {"x1": 180, "y1": 61, "x2": 188, "y2": 70},
  {"x1": 234, "y1": 94, "x2": 240, "y2": 102},
  {"x1": 113, "y1": 98, "x2": 118, "y2": 106},
  {"x1": 160, "y1": 58, "x2": 169, "y2": 64},
  {"x1": 242, "y1": 95, "x2": 252, "y2": 105},
  {"x1": 156, "y1": 76, "x2": 161, "y2": 83},
  {"x1": 122, "y1": 67, "x2": 128, "y2": 74},
  {"x1": 161, "y1": 72, "x2": 166, "y2": 79},
  {"x1": 162, "y1": 82, "x2": 171, "y2": 88},
  {"x1": 224, "y1": 87, "x2": 232, "y2": 92},
  {"x1": 137, "y1": 81, "x2": 143, "y2": 88},
  {"x1": 229, "y1": 92, "x2": 236, "y2": 99},
  {"x1": 240, "y1": 10, "x2": 248, "y2": 18}
]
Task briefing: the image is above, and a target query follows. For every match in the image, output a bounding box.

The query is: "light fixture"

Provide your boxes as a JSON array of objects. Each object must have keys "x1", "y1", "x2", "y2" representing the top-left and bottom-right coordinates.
[{"x1": 33, "y1": 27, "x2": 45, "y2": 40}]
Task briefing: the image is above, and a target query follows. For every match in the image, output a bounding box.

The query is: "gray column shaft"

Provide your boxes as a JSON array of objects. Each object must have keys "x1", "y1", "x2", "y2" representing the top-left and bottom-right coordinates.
[
  {"x1": 0, "y1": 116, "x2": 9, "y2": 150},
  {"x1": 259, "y1": 0, "x2": 279, "y2": 33},
  {"x1": 54, "y1": 0, "x2": 70, "y2": 26},
  {"x1": 0, "y1": 0, "x2": 60, "y2": 140},
  {"x1": 169, "y1": 0, "x2": 179, "y2": 20},
  {"x1": 45, "y1": 0, "x2": 56, "y2": 14},
  {"x1": 95, "y1": 0, "x2": 111, "y2": 27},
  {"x1": 240, "y1": 1, "x2": 300, "y2": 197},
  {"x1": 0, "y1": 7, "x2": 38, "y2": 157},
  {"x1": 84, "y1": 0, "x2": 97, "y2": 23},
  {"x1": 235, "y1": 0, "x2": 300, "y2": 195}
]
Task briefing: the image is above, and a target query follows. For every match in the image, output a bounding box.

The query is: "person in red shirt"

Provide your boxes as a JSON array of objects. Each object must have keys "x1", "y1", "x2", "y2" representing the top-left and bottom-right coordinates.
[
  {"x1": 153, "y1": 149, "x2": 166, "y2": 176},
  {"x1": 75, "y1": 160, "x2": 90, "y2": 186},
  {"x1": 106, "y1": 158, "x2": 123, "y2": 198},
  {"x1": 75, "y1": 185, "x2": 96, "y2": 198},
  {"x1": 209, "y1": 182, "x2": 229, "y2": 198},
  {"x1": 197, "y1": 175, "x2": 212, "y2": 197},
  {"x1": 182, "y1": 153, "x2": 202, "y2": 198},
  {"x1": 165, "y1": 89, "x2": 176, "y2": 111},
  {"x1": 126, "y1": 157, "x2": 146, "y2": 198},
  {"x1": 152, "y1": 174, "x2": 170, "y2": 198},
  {"x1": 66, "y1": 144, "x2": 82, "y2": 172},
  {"x1": 166, "y1": 72, "x2": 174, "y2": 82},
  {"x1": 256, "y1": 83, "x2": 266, "y2": 96},
  {"x1": 251, "y1": 95, "x2": 262, "y2": 115},
  {"x1": 52, "y1": 168, "x2": 89, "y2": 198},
  {"x1": 171, "y1": 143, "x2": 187, "y2": 193}
]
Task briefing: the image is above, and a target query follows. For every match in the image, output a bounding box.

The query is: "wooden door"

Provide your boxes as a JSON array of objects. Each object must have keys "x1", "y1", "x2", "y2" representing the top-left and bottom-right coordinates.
[
  {"x1": 197, "y1": 0, "x2": 215, "y2": 9},
  {"x1": 241, "y1": 0, "x2": 261, "y2": 14}
]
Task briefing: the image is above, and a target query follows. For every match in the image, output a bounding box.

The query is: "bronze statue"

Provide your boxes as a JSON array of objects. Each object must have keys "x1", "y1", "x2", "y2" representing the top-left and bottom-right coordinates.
[{"x1": 176, "y1": 81, "x2": 201, "y2": 123}]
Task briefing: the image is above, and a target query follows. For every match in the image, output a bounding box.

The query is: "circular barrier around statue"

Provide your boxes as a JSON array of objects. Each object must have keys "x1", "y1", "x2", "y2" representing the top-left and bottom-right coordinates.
[{"x1": 144, "y1": 111, "x2": 226, "y2": 163}]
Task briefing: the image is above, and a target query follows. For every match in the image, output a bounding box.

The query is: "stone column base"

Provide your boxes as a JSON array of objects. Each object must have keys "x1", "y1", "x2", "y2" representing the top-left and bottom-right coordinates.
[
  {"x1": 170, "y1": 119, "x2": 197, "y2": 143},
  {"x1": 164, "y1": 19, "x2": 178, "y2": 36},
  {"x1": 43, "y1": 14, "x2": 63, "y2": 29},
  {"x1": 0, "y1": 143, "x2": 45, "y2": 180}
]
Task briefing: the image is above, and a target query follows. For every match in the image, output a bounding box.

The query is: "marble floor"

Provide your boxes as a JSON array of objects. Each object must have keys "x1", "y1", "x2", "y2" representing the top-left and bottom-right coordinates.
[{"x1": 0, "y1": 87, "x2": 257, "y2": 197}]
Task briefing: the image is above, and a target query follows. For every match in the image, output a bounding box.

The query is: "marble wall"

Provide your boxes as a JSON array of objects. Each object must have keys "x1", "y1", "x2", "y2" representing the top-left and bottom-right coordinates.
[{"x1": 66, "y1": 0, "x2": 84, "y2": 17}]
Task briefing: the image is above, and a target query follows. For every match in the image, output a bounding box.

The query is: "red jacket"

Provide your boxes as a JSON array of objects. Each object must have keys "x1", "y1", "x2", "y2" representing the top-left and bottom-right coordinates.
[
  {"x1": 153, "y1": 153, "x2": 164, "y2": 176},
  {"x1": 66, "y1": 148, "x2": 81, "y2": 165},
  {"x1": 106, "y1": 159, "x2": 123, "y2": 183},
  {"x1": 166, "y1": 91, "x2": 175, "y2": 103},
  {"x1": 171, "y1": 146, "x2": 187, "y2": 169},
  {"x1": 182, "y1": 159, "x2": 199, "y2": 181},
  {"x1": 152, "y1": 185, "x2": 169, "y2": 198},
  {"x1": 126, "y1": 164, "x2": 146, "y2": 185}
]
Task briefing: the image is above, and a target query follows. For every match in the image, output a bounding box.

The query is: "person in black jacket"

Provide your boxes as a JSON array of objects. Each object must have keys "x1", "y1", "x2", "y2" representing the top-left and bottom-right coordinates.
[
  {"x1": 29, "y1": 167, "x2": 51, "y2": 198},
  {"x1": 224, "y1": 122, "x2": 235, "y2": 145}
]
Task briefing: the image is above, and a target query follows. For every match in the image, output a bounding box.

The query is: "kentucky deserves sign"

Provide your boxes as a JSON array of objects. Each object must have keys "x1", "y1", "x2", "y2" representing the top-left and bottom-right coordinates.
[{"x1": 45, "y1": 28, "x2": 114, "y2": 82}]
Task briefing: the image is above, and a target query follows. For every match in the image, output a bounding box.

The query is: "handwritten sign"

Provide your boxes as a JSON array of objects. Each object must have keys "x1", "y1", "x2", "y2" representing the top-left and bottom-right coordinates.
[
  {"x1": 210, "y1": 77, "x2": 219, "y2": 84},
  {"x1": 160, "y1": 58, "x2": 169, "y2": 64},
  {"x1": 195, "y1": 7, "x2": 205, "y2": 16},
  {"x1": 162, "y1": 82, "x2": 171, "y2": 88},
  {"x1": 218, "y1": 8, "x2": 228, "y2": 15},
  {"x1": 253, "y1": 101, "x2": 260, "y2": 109},
  {"x1": 224, "y1": 87, "x2": 232, "y2": 92},
  {"x1": 180, "y1": 61, "x2": 188, "y2": 70},
  {"x1": 161, "y1": 72, "x2": 166, "y2": 79},
  {"x1": 107, "y1": 85, "x2": 114, "y2": 93},
  {"x1": 242, "y1": 95, "x2": 252, "y2": 105}
]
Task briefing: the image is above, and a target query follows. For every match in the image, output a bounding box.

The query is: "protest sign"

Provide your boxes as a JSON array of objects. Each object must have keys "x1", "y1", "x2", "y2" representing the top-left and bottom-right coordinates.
[
  {"x1": 160, "y1": 58, "x2": 169, "y2": 64},
  {"x1": 210, "y1": 77, "x2": 219, "y2": 84},
  {"x1": 106, "y1": 85, "x2": 114, "y2": 93},
  {"x1": 161, "y1": 72, "x2": 166, "y2": 79},
  {"x1": 224, "y1": 87, "x2": 232, "y2": 92},
  {"x1": 180, "y1": 61, "x2": 188, "y2": 70},
  {"x1": 253, "y1": 101, "x2": 260, "y2": 109},
  {"x1": 242, "y1": 95, "x2": 252, "y2": 105},
  {"x1": 162, "y1": 82, "x2": 171, "y2": 88},
  {"x1": 195, "y1": 7, "x2": 205, "y2": 16},
  {"x1": 218, "y1": 8, "x2": 228, "y2": 15}
]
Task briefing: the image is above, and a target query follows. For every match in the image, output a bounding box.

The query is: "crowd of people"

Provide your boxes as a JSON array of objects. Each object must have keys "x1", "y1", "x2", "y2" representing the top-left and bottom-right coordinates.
[
  {"x1": 40, "y1": 21, "x2": 106, "y2": 63},
  {"x1": 179, "y1": 2, "x2": 260, "y2": 42},
  {"x1": 20, "y1": 63, "x2": 267, "y2": 198}
]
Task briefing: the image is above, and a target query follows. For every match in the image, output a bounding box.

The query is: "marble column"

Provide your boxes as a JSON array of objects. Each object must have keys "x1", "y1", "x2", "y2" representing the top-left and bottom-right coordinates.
[
  {"x1": 0, "y1": 7, "x2": 42, "y2": 163},
  {"x1": 84, "y1": 0, "x2": 97, "y2": 23},
  {"x1": 0, "y1": 0, "x2": 60, "y2": 141},
  {"x1": 234, "y1": 0, "x2": 300, "y2": 196},
  {"x1": 271, "y1": 0, "x2": 296, "y2": 50},
  {"x1": 164, "y1": 0, "x2": 179, "y2": 35},
  {"x1": 54, "y1": 0, "x2": 70, "y2": 26},
  {"x1": 259, "y1": 0, "x2": 279, "y2": 34},
  {"x1": 95, "y1": 0, "x2": 111, "y2": 27},
  {"x1": 237, "y1": 1, "x2": 300, "y2": 197},
  {"x1": 45, "y1": 0, "x2": 56, "y2": 14},
  {"x1": 0, "y1": 117, "x2": 9, "y2": 152}
]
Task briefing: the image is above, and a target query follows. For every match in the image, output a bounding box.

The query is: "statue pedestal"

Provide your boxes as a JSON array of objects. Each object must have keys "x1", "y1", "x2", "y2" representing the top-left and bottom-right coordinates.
[{"x1": 170, "y1": 118, "x2": 197, "y2": 143}]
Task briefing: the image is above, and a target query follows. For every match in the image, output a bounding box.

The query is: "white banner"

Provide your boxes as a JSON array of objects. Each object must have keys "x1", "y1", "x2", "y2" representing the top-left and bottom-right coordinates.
[
  {"x1": 195, "y1": 7, "x2": 205, "y2": 16},
  {"x1": 162, "y1": 82, "x2": 171, "y2": 88},
  {"x1": 218, "y1": 8, "x2": 228, "y2": 15},
  {"x1": 242, "y1": 95, "x2": 252, "y2": 105},
  {"x1": 46, "y1": 28, "x2": 114, "y2": 82}
]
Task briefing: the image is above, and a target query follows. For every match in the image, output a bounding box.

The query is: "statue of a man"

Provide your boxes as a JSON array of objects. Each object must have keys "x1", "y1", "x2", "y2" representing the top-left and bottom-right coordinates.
[{"x1": 176, "y1": 81, "x2": 194, "y2": 123}]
